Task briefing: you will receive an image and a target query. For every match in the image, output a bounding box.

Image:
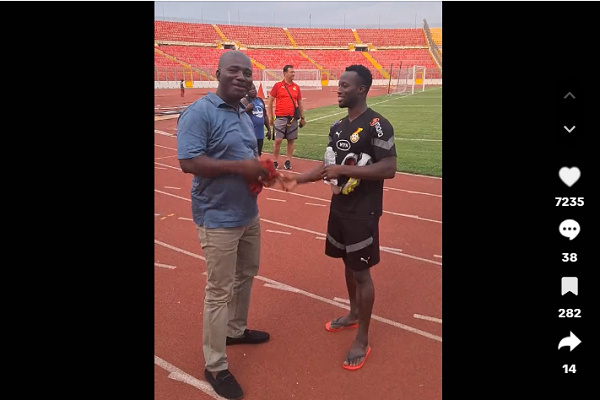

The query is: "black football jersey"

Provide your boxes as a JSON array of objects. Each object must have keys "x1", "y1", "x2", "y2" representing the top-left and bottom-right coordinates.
[{"x1": 327, "y1": 108, "x2": 396, "y2": 217}]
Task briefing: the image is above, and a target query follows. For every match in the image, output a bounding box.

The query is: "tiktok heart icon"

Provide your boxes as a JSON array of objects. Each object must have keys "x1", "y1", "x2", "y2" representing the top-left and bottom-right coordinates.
[{"x1": 559, "y1": 167, "x2": 581, "y2": 187}]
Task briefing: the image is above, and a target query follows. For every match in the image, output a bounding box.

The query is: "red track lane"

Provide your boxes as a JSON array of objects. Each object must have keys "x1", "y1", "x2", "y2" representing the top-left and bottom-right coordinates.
[
  {"x1": 155, "y1": 157, "x2": 442, "y2": 265},
  {"x1": 155, "y1": 89, "x2": 442, "y2": 400},
  {"x1": 156, "y1": 274, "x2": 441, "y2": 400},
  {"x1": 154, "y1": 200, "x2": 442, "y2": 336},
  {"x1": 154, "y1": 215, "x2": 442, "y2": 399}
]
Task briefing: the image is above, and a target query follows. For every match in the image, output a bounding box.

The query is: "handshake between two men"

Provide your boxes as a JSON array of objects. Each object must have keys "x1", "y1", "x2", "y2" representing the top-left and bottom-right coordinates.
[{"x1": 247, "y1": 158, "x2": 343, "y2": 195}]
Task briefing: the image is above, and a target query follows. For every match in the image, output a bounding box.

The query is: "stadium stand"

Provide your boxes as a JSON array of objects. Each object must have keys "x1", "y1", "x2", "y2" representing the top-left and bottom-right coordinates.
[
  {"x1": 218, "y1": 25, "x2": 291, "y2": 47},
  {"x1": 287, "y1": 27, "x2": 357, "y2": 47},
  {"x1": 355, "y1": 28, "x2": 427, "y2": 47},
  {"x1": 154, "y1": 20, "x2": 442, "y2": 86}
]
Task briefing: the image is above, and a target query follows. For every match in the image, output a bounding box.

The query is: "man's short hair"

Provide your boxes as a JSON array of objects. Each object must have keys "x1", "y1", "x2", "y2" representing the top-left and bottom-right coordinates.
[
  {"x1": 283, "y1": 64, "x2": 294, "y2": 73},
  {"x1": 345, "y1": 65, "x2": 373, "y2": 93}
]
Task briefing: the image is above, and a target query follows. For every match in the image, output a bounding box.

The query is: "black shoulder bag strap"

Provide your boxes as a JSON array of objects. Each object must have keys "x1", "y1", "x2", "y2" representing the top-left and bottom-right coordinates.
[{"x1": 283, "y1": 84, "x2": 300, "y2": 121}]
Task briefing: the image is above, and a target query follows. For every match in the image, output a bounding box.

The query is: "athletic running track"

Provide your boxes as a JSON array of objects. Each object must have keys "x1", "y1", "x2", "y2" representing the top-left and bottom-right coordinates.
[{"x1": 154, "y1": 88, "x2": 442, "y2": 400}]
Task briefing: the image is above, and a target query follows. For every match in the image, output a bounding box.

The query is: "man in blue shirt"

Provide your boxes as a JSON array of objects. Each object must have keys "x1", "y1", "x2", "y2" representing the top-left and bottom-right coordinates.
[{"x1": 177, "y1": 50, "x2": 272, "y2": 400}]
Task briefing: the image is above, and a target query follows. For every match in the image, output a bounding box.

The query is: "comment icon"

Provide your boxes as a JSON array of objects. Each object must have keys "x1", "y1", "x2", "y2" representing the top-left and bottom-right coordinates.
[{"x1": 559, "y1": 219, "x2": 580, "y2": 240}]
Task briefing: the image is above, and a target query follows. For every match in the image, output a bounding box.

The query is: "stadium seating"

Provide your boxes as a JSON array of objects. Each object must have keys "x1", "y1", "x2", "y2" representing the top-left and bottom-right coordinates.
[
  {"x1": 355, "y1": 28, "x2": 427, "y2": 47},
  {"x1": 244, "y1": 49, "x2": 313, "y2": 70},
  {"x1": 287, "y1": 28, "x2": 357, "y2": 47},
  {"x1": 154, "y1": 20, "x2": 442, "y2": 83},
  {"x1": 429, "y1": 27, "x2": 442, "y2": 46},
  {"x1": 217, "y1": 25, "x2": 291, "y2": 46},
  {"x1": 155, "y1": 20, "x2": 223, "y2": 44}
]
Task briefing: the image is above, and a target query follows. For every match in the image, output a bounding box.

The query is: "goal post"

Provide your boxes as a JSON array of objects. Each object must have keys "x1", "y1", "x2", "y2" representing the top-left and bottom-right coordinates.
[
  {"x1": 261, "y1": 69, "x2": 322, "y2": 97},
  {"x1": 413, "y1": 65, "x2": 426, "y2": 93},
  {"x1": 388, "y1": 65, "x2": 427, "y2": 95}
]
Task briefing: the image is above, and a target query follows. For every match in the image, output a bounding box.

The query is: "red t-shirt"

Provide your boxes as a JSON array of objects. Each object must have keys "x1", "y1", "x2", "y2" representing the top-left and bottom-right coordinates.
[{"x1": 270, "y1": 80, "x2": 302, "y2": 117}]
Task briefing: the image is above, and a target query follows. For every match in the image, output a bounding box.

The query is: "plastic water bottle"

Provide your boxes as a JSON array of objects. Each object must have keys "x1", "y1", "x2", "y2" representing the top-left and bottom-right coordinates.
[{"x1": 323, "y1": 146, "x2": 338, "y2": 185}]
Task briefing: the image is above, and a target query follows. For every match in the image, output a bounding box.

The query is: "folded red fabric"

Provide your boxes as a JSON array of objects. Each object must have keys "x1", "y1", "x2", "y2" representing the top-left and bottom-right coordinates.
[{"x1": 249, "y1": 159, "x2": 281, "y2": 195}]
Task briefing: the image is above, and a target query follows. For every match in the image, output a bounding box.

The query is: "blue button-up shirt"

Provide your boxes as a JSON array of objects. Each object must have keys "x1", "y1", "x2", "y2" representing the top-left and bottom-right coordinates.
[{"x1": 177, "y1": 92, "x2": 259, "y2": 228}]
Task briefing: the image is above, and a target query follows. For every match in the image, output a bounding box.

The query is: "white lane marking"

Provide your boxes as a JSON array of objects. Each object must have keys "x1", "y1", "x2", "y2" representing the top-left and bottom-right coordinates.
[
  {"x1": 265, "y1": 230, "x2": 291, "y2": 235},
  {"x1": 155, "y1": 239, "x2": 442, "y2": 343},
  {"x1": 155, "y1": 129, "x2": 176, "y2": 137},
  {"x1": 383, "y1": 210, "x2": 441, "y2": 224},
  {"x1": 164, "y1": 186, "x2": 180, "y2": 190},
  {"x1": 155, "y1": 263, "x2": 176, "y2": 269},
  {"x1": 155, "y1": 162, "x2": 180, "y2": 171},
  {"x1": 380, "y1": 246, "x2": 402, "y2": 253},
  {"x1": 414, "y1": 314, "x2": 442, "y2": 324},
  {"x1": 155, "y1": 240, "x2": 205, "y2": 261},
  {"x1": 262, "y1": 187, "x2": 441, "y2": 224},
  {"x1": 306, "y1": 202, "x2": 327, "y2": 207},
  {"x1": 384, "y1": 187, "x2": 442, "y2": 198},
  {"x1": 434, "y1": 254, "x2": 442, "y2": 259},
  {"x1": 178, "y1": 217, "x2": 193, "y2": 221},
  {"x1": 155, "y1": 189, "x2": 190, "y2": 202},
  {"x1": 154, "y1": 356, "x2": 226, "y2": 399},
  {"x1": 260, "y1": 218, "x2": 440, "y2": 266},
  {"x1": 155, "y1": 144, "x2": 177, "y2": 150},
  {"x1": 153, "y1": 160, "x2": 442, "y2": 196},
  {"x1": 260, "y1": 275, "x2": 442, "y2": 342},
  {"x1": 266, "y1": 198, "x2": 286, "y2": 202},
  {"x1": 333, "y1": 297, "x2": 350, "y2": 304},
  {"x1": 154, "y1": 190, "x2": 441, "y2": 266},
  {"x1": 156, "y1": 155, "x2": 178, "y2": 160}
]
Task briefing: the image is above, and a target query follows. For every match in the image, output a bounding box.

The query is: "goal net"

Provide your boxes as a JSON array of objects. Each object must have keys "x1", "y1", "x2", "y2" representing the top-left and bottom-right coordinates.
[
  {"x1": 388, "y1": 65, "x2": 427, "y2": 95},
  {"x1": 260, "y1": 69, "x2": 322, "y2": 97}
]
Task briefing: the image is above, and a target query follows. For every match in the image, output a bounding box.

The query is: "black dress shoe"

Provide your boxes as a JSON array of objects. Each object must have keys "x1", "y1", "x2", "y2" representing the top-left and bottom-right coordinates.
[
  {"x1": 204, "y1": 369, "x2": 244, "y2": 400},
  {"x1": 226, "y1": 329, "x2": 270, "y2": 346}
]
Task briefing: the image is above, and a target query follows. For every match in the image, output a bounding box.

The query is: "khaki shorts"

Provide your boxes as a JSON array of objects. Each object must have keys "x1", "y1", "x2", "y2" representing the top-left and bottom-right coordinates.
[{"x1": 273, "y1": 116, "x2": 298, "y2": 140}]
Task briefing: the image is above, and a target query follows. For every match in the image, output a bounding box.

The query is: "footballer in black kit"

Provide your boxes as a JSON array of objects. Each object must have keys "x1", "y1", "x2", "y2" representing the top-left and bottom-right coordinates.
[
  {"x1": 282, "y1": 64, "x2": 397, "y2": 370},
  {"x1": 326, "y1": 108, "x2": 396, "y2": 270}
]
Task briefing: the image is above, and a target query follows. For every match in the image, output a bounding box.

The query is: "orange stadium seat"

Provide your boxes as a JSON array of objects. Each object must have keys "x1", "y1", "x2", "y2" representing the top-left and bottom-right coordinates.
[
  {"x1": 218, "y1": 25, "x2": 291, "y2": 46},
  {"x1": 155, "y1": 22, "x2": 442, "y2": 83},
  {"x1": 287, "y1": 28, "x2": 356, "y2": 46}
]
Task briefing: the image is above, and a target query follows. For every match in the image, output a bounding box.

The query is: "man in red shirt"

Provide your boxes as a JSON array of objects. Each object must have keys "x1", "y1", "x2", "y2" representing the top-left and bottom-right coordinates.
[{"x1": 266, "y1": 65, "x2": 306, "y2": 170}]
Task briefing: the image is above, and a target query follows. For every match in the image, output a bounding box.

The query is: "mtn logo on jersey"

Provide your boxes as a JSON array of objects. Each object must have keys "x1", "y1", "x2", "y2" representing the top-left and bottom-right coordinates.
[
  {"x1": 336, "y1": 140, "x2": 351, "y2": 151},
  {"x1": 370, "y1": 118, "x2": 384, "y2": 138},
  {"x1": 350, "y1": 127, "x2": 363, "y2": 143}
]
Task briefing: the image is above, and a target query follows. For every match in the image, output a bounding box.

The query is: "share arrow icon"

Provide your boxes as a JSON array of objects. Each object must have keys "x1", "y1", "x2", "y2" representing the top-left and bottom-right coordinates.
[{"x1": 558, "y1": 331, "x2": 581, "y2": 351}]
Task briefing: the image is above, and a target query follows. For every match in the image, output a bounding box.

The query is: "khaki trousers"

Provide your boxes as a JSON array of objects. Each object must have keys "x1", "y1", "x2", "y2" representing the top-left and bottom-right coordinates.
[{"x1": 196, "y1": 215, "x2": 261, "y2": 372}]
